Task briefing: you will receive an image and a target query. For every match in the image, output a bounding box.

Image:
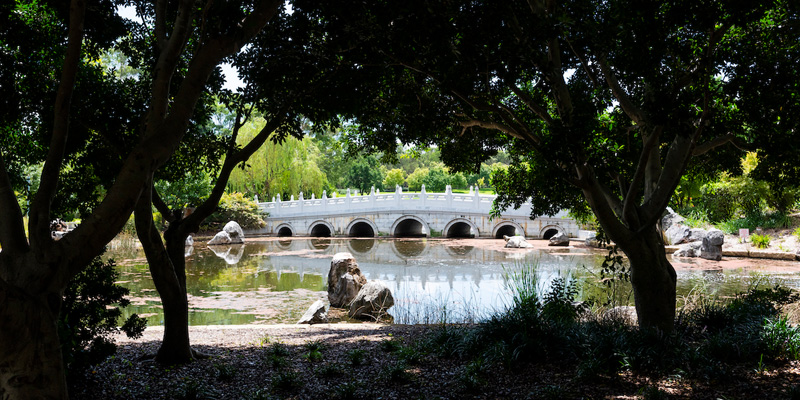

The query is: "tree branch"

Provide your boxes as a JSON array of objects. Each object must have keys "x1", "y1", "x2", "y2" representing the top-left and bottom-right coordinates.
[
  {"x1": 622, "y1": 126, "x2": 662, "y2": 228},
  {"x1": 0, "y1": 153, "x2": 28, "y2": 254},
  {"x1": 505, "y1": 79, "x2": 554, "y2": 126},
  {"x1": 181, "y1": 114, "x2": 285, "y2": 236},
  {"x1": 692, "y1": 134, "x2": 752, "y2": 156},
  {"x1": 29, "y1": 0, "x2": 86, "y2": 254},
  {"x1": 597, "y1": 55, "x2": 647, "y2": 126},
  {"x1": 148, "y1": 0, "x2": 196, "y2": 130}
]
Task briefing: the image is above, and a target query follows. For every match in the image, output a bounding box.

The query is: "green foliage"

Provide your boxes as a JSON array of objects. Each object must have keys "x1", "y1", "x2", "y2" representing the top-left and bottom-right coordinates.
[
  {"x1": 750, "y1": 233, "x2": 771, "y2": 249},
  {"x1": 406, "y1": 168, "x2": 429, "y2": 191},
  {"x1": 381, "y1": 362, "x2": 413, "y2": 383},
  {"x1": 227, "y1": 119, "x2": 331, "y2": 200},
  {"x1": 214, "y1": 363, "x2": 238, "y2": 381},
  {"x1": 59, "y1": 254, "x2": 146, "y2": 380},
  {"x1": 382, "y1": 168, "x2": 406, "y2": 189},
  {"x1": 206, "y1": 192, "x2": 266, "y2": 230},
  {"x1": 315, "y1": 362, "x2": 343, "y2": 377},
  {"x1": 421, "y1": 165, "x2": 450, "y2": 192},
  {"x1": 762, "y1": 317, "x2": 800, "y2": 360},
  {"x1": 271, "y1": 371, "x2": 301, "y2": 392},
  {"x1": 346, "y1": 154, "x2": 384, "y2": 193},
  {"x1": 379, "y1": 338, "x2": 403, "y2": 353},
  {"x1": 346, "y1": 348, "x2": 366, "y2": 366},
  {"x1": 155, "y1": 172, "x2": 213, "y2": 209},
  {"x1": 717, "y1": 211, "x2": 792, "y2": 234},
  {"x1": 419, "y1": 278, "x2": 800, "y2": 381}
]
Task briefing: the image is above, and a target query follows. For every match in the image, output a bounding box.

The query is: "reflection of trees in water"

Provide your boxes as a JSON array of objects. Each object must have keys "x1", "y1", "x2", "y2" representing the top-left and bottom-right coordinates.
[
  {"x1": 309, "y1": 238, "x2": 331, "y2": 251},
  {"x1": 392, "y1": 239, "x2": 427, "y2": 258},
  {"x1": 348, "y1": 238, "x2": 376, "y2": 254},
  {"x1": 256, "y1": 270, "x2": 325, "y2": 291}
]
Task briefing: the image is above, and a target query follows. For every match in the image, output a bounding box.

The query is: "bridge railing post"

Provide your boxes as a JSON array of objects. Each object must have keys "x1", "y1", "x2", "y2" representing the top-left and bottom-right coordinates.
[
  {"x1": 445, "y1": 185, "x2": 453, "y2": 210},
  {"x1": 473, "y1": 185, "x2": 481, "y2": 211},
  {"x1": 421, "y1": 184, "x2": 427, "y2": 208},
  {"x1": 299, "y1": 192, "x2": 304, "y2": 213}
]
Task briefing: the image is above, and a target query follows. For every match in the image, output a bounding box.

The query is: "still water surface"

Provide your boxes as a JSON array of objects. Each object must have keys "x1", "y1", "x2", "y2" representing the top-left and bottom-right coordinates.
[{"x1": 109, "y1": 237, "x2": 800, "y2": 326}]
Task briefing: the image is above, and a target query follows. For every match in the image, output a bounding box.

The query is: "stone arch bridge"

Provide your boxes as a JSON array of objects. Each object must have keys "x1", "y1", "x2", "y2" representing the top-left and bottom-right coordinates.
[{"x1": 254, "y1": 186, "x2": 579, "y2": 239}]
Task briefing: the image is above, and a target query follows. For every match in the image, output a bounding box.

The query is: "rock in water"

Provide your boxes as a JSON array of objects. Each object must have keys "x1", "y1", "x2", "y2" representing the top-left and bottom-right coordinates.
[
  {"x1": 349, "y1": 281, "x2": 395, "y2": 319},
  {"x1": 298, "y1": 300, "x2": 328, "y2": 324},
  {"x1": 223, "y1": 221, "x2": 245, "y2": 244},
  {"x1": 328, "y1": 253, "x2": 367, "y2": 307},
  {"x1": 548, "y1": 232, "x2": 570, "y2": 247},
  {"x1": 207, "y1": 231, "x2": 232, "y2": 245},
  {"x1": 700, "y1": 229, "x2": 724, "y2": 261},
  {"x1": 673, "y1": 241, "x2": 702, "y2": 258},
  {"x1": 503, "y1": 235, "x2": 534, "y2": 248}
]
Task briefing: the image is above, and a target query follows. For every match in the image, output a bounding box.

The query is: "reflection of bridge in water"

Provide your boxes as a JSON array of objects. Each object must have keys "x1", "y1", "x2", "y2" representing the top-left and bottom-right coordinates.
[
  {"x1": 251, "y1": 238, "x2": 599, "y2": 292},
  {"x1": 254, "y1": 186, "x2": 579, "y2": 239}
]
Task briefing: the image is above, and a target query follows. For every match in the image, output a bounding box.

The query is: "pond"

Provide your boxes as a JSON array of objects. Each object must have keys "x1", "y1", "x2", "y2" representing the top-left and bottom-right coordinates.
[{"x1": 109, "y1": 237, "x2": 800, "y2": 326}]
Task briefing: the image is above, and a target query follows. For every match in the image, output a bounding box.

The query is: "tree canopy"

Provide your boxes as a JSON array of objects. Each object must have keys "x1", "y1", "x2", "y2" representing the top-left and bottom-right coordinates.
[{"x1": 302, "y1": 0, "x2": 799, "y2": 331}]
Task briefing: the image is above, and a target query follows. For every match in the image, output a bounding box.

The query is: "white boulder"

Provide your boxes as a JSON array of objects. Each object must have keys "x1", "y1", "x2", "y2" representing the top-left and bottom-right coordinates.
[
  {"x1": 503, "y1": 235, "x2": 534, "y2": 248},
  {"x1": 349, "y1": 281, "x2": 395, "y2": 319}
]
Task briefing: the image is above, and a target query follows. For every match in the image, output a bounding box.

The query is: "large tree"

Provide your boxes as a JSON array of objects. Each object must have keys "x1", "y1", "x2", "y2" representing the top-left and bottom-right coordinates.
[
  {"x1": 130, "y1": 1, "x2": 367, "y2": 365},
  {"x1": 0, "y1": 0, "x2": 284, "y2": 397},
  {"x1": 308, "y1": 0, "x2": 794, "y2": 331}
]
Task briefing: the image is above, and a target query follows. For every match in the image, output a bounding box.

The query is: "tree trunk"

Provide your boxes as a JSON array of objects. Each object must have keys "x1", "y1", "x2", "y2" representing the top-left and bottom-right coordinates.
[
  {"x1": 0, "y1": 276, "x2": 68, "y2": 399},
  {"x1": 135, "y1": 194, "x2": 195, "y2": 365},
  {"x1": 154, "y1": 225, "x2": 196, "y2": 364},
  {"x1": 619, "y1": 227, "x2": 677, "y2": 332}
]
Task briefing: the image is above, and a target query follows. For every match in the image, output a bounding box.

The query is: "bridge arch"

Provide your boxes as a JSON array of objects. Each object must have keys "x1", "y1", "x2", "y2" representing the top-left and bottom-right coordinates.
[
  {"x1": 346, "y1": 218, "x2": 378, "y2": 237},
  {"x1": 492, "y1": 221, "x2": 524, "y2": 238},
  {"x1": 391, "y1": 215, "x2": 430, "y2": 238},
  {"x1": 540, "y1": 224, "x2": 565, "y2": 239},
  {"x1": 275, "y1": 223, "x2": 294, "y2": 237},
  {"x1": 443, "y1": 218, "x2": 479, "y2": 238},
  {"x1": 308, "y1": 220, "x2": 335, "y2": 237}
]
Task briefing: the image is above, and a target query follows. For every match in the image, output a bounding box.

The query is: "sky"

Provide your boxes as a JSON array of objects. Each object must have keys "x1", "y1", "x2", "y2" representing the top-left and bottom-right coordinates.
[{"x1": 116, "y1": 6, "x2": 245, "y2": 91}]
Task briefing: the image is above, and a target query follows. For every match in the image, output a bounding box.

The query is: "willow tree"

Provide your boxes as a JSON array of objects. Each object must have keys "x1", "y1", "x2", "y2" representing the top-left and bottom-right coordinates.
[
  {"x1": 308, "y1": 0, "x2": 792, "y2": 331},
  {"x1": 227, "y1": 119, "x2": 331, "y2": 200},
  {"x1": 0, "y1": 0, "x2": 283, "y2": 397}
]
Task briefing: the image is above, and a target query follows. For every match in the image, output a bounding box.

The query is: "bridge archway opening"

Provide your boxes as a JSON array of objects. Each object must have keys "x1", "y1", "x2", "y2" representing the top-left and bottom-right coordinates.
[
  {"x1": 277, "y1": 226, "x2": 293, "y2": 237},
  {"x1": 349, "y1": 222, "x2": 375, "y2": 237},
  {"x1": 394, "y1": 218, "x2": 426, "y2": 238},
  {"x1": 540, "y1": 225, "x2": 564, "y2": 239},
  {"x1": 542, "y1": 228, "x2": 559, "y2": 239},
  {"x1": 494, "y1": 224, "x2": 518, "y2": 238},
  {"x1": 446, "y1": 222, "x2": 474, "y2": 238},
  {"x1": 309, "y1": 224, "x2": 332, "y2": 237}
]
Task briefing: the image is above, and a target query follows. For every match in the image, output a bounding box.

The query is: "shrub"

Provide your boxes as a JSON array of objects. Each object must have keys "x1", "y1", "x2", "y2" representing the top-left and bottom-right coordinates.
[
  {"x1": 750, "y1": 233, "x2": 771, "y2": 249},
  {"x1": 59, "y1": 254, "x2": 146, "y2": 380},
  {"x1": 205, "y1": 192, "x2": 266, "y2": 230}
]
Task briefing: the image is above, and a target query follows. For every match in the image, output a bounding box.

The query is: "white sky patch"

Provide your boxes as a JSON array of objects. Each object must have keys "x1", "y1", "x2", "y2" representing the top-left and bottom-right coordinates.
[
  {"x1": 117, "y1": 5, "x2": 140, "y2": 22},
  {"x1": 221, "y1": 63, "x2": 245, "y2": 91}
]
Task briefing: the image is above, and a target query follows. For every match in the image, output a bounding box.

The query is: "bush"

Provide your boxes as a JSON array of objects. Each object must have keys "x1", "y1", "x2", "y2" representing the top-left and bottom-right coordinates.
[
  {"x1": 59, "y1": 254, "x2": 146, "y2": 380},
  {"x1": 717, "y1": 211, "x2": 792, "y2": 235},
  {"x1": 205, "y1": 192, "x2": 266, "y2": 230},
  {"x1": 750, "y1": 233, "x2": 771, "y2": 249}
]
